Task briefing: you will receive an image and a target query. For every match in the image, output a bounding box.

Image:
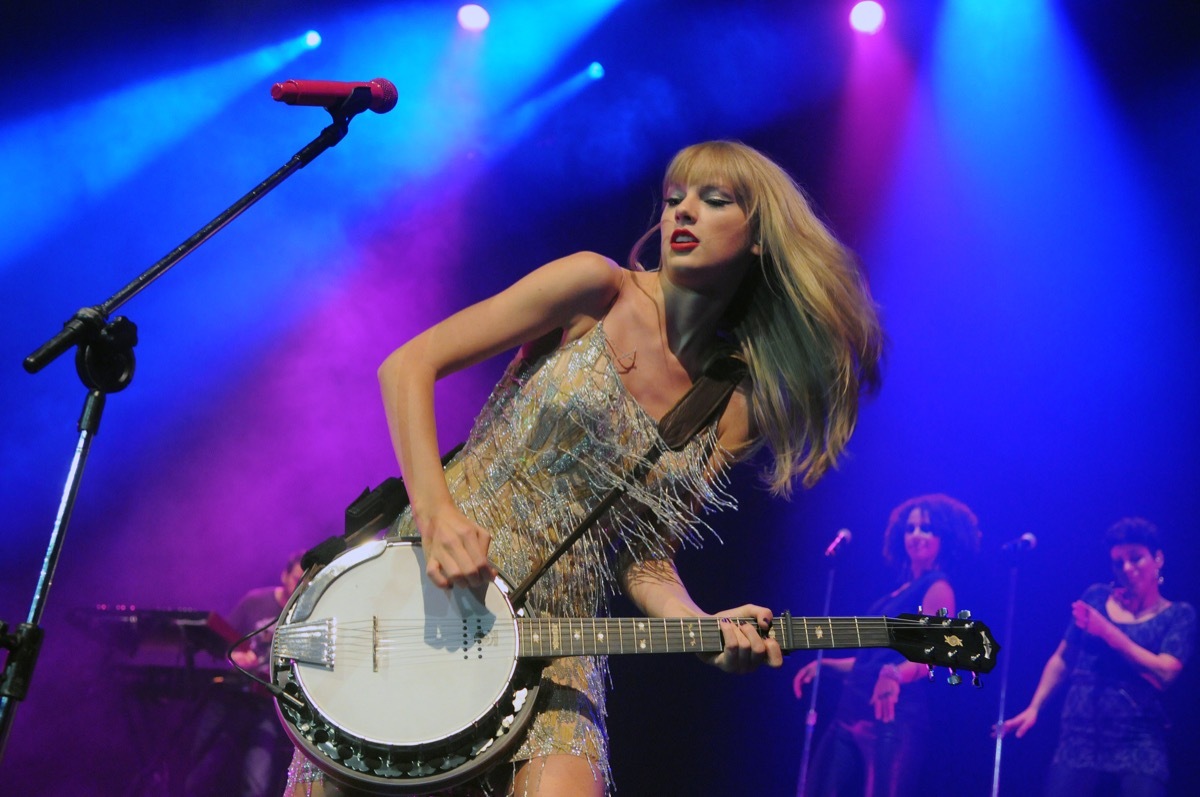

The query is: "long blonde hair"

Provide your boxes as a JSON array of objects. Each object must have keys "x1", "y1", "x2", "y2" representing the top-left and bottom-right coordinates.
[{"x1": 633, "y1": 141, "x2": 883, "y2": 495}]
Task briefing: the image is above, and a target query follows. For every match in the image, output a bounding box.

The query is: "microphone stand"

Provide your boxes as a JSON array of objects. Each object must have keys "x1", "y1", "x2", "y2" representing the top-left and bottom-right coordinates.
[
  {"x1": 0, "y1": 87, "x2": 381, "y2": 764},
  {"x1": 796, "y1": 542, "x2": 843, "y2": 797},
  {"x1": 990, "y1": 552, "x2": 1028, "y2": 797}
]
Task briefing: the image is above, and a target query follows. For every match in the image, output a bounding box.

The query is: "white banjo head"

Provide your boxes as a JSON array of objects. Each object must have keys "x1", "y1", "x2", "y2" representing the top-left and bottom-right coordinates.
[{"x1": 284, "y1": 540, "x2": 520, "y2": 745}]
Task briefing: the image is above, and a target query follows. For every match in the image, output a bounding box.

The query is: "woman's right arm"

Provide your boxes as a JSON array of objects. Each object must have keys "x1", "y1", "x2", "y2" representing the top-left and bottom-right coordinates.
[
  {"x1": 792, "y1": 657, "x2": 855, "y2": 699},
  {"x1": 378, "y1": 252, "x2": 624, "y2": 588},
  {"x1": 997, "y1": 640, "x2": 1070, "y2": 738}
]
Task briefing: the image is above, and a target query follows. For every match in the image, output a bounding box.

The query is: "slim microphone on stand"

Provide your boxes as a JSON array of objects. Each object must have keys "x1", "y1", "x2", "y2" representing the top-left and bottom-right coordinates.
[
  {"x1": 824, "y1": 528, "x2": 852, "y2": 557},
  {"x1": 992, "y1": 532, "x2": 1037, "y2": 797},
  {"x1": 1001, "y1": 532, "x2": 1037, "y2": 555},
  {"x1": 797, "y1": 527, "x2": 852, "y2": 797}
]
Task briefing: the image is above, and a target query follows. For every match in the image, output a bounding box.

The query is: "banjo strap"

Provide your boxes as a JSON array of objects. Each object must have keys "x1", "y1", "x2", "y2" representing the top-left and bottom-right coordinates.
[{"x1": 508, "y1": 354, "x2": 747, "y2": 608}]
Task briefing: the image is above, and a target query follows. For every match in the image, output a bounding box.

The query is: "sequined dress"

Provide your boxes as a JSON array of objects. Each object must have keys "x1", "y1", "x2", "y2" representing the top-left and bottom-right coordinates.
[
  {"x1": 1051, "y1": 584, "x2": 1196, "y2": 785},
  {"x1": 286, "y1": 320, "x2": 735, "y2": 794}
]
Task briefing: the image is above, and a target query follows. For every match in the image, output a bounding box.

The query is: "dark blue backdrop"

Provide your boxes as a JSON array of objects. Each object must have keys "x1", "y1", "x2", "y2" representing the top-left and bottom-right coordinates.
[{"x1": 2, "y1": 2, "x2": 1197, "y2": 794}]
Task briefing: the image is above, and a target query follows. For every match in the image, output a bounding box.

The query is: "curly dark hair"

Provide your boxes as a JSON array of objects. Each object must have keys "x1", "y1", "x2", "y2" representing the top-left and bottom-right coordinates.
[
  {"x1": 882, "y1": 493, "x2": 981, "y2": 577},
  {"x1": 1103, "y1": 517, "x2": 1162, "y2": 554}
]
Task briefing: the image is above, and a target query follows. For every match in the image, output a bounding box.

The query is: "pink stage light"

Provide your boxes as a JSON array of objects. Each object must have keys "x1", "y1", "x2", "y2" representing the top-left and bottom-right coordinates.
[{"x1": 850, "y1": 1, "x2": 886, "y2": 35}]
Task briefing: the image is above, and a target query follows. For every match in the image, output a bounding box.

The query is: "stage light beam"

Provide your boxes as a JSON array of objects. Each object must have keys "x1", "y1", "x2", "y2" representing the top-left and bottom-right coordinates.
[
  {"x1": 850, "y1": 2, "x2": 886, "y2": 35},
  {"x1": 458, "y1": 5, "x2": 490, "y2": 32}
]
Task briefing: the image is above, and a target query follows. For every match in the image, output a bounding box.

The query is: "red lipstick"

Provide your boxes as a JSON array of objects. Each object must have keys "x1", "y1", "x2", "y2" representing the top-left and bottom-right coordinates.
[{"x1": 670, "y1": 229, "x2": 699, "y2": 252}]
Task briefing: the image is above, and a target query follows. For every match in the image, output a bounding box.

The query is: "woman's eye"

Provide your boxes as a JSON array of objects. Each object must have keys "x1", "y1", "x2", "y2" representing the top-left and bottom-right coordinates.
[
  {"x1": 664, "y1": 196, "x2": 683, "y2": 207},
  {"x1": 704, "y1": 197, "x2": 733, "y2": 207}
]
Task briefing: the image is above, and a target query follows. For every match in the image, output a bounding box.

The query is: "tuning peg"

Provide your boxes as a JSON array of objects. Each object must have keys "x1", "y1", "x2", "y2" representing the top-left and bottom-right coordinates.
[
  {"x1": 957, "y1": 609, "x2": 971, "y2": 620},
  {"x1": 947, "y1": 668, "x2": 962, "y2": 686},
  {"x1": 927, "y1": 665, "x2": 935, "y2": 682},
  {"x1": 936, "y1": 607, "x2": 949, "y2": 617},
  {"x1": 972, "y1": 672, "x2": 983, "y2": 688}
]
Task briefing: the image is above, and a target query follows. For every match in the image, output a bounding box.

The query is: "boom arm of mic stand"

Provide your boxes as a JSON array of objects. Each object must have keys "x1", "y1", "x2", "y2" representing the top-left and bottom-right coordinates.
[
  {"x1": 5, "y1": 107, "x2": 366, "y2": 766},
  {"x1": 24, "y1": 111, "x2": 355, "y2": 375}
]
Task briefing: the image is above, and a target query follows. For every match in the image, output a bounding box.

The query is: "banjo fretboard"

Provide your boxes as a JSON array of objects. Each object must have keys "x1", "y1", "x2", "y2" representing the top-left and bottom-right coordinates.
[{"x1": 516, "y1": 615, "x2": 895, "y2": 657}]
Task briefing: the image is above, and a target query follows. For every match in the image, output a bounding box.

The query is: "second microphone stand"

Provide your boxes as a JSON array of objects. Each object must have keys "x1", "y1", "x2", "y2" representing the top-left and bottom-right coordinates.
[
  {"x1": 796, "y1": 533, "x2": 848, "y2": 797},
  {"x1": 990, "y1": 549, "x2": 1032, "y2": 797}
]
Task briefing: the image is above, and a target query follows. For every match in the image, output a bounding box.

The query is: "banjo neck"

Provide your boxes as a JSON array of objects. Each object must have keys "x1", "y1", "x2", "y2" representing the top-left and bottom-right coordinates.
[
  {"x1": 520, "y1": 615, "x2": 892, "y2": 658},
  {"x1": 518, "y1": 612, "x2": 997, "y2": 673}
]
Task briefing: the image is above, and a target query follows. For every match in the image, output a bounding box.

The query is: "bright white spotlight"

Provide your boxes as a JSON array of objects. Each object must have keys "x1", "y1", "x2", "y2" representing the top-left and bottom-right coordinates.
[
  {"x1": 849, "y1": 1, "x2": 885, "y2": 35},
  {"x1": 587, "y1": 62, "x2": 605, "y2": 80},
  {"x1": 304, "y1": 30, "x2": 322, "y2": 48},
  {"x1": 458, "y1": 4, "x2": 490, "y2": 32}
]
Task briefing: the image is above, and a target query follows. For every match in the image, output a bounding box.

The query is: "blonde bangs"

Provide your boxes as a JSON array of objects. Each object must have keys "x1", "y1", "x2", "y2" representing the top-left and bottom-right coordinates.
[{"x1": 663, "y1": 142, "x2": 761, "y2": 220}]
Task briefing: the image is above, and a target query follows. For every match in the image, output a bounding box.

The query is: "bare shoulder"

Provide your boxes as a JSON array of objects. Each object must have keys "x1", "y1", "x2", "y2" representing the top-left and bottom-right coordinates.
[
  {"x1": 922, "y1": 578, "x2": 957, "y2": 614},
  {"x1": 543, "y1": 251, "x2": 623, "y2": 292},
  {"x1": 538, "y1": 251, "x2": 626, "y2": 338}
]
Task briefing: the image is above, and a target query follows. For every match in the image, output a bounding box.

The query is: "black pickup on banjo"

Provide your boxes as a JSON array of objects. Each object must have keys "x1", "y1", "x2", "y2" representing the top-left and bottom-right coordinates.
[{"x1": 271, "y1": 539, "x2": 998, "y2": 794}]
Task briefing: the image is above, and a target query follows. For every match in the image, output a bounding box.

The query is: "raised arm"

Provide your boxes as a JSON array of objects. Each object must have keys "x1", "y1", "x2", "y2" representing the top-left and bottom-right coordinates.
[
  {"x1": 1070, "y1": 600, "x2": 1184, "y2": 690},
  {"x1": 379, "y1": 252, "x2": 623, "y2": 588}
]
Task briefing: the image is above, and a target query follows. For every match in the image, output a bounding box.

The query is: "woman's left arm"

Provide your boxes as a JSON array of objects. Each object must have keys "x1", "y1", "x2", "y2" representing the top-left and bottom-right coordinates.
[
  {"x1": 870, "y1": 578, "x2": 956, "y2": 721},
  {"x1": 621, "y1": 378, "x2": 780, "y2": 673},
  {"x1": 621, "y1": 557, "x2": 783, "y2": 673},
  {"x1": 1071, "y1": 601, "x2": 1184, "y2": 689}
]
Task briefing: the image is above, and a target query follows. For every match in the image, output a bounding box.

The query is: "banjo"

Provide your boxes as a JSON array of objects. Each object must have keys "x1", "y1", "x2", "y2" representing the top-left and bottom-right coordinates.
[{"x1": 271, "y1": 538, "x2": 999, "y2": 794}]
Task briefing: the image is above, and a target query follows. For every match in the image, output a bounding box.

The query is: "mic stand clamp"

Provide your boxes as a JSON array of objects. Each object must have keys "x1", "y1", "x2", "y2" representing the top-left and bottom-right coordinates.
[{"x1": 0, "y1": 623, "x2": 44, "y2": 704}]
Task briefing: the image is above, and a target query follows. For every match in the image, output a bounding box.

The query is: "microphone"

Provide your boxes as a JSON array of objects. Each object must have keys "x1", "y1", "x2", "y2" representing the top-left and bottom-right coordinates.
[
  {"x1": 270, "y1": 78, "x2": 398, "y2": 114},
  {"x1": 824, "y1": 528, "x2": 853, "y2": 557},
  {"x1": 1001, "y1": 532, "x2": 1038, "y2": 555}
]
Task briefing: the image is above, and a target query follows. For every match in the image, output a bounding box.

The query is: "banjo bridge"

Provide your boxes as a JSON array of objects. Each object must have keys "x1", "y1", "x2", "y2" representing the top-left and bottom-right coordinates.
[{"x1": 276, "y1": 619, "x2": 336, "y2": 669}]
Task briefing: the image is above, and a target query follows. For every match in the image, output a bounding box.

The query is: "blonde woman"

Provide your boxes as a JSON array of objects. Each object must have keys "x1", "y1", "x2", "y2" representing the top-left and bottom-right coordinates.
[{"x1": 285, "y1": 141, "x2": 883, "y2": 796}]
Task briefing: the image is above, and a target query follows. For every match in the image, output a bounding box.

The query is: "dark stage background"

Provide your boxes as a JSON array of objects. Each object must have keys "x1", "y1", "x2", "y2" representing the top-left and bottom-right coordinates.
[{"x1": 2, "y1": 1, "x2": 1198, "y2": 795}]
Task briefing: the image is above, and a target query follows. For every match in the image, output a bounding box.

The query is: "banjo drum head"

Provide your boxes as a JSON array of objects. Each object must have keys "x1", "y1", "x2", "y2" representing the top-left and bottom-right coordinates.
[{"x1": 287, "y1": 540, "x2": 521, "y2": 747}]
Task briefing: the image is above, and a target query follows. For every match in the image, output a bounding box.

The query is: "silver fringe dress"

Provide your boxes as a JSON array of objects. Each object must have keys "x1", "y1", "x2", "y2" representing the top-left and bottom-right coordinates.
[{"x1": 286, "y1": 320, "x2": 735, "y2": 794}]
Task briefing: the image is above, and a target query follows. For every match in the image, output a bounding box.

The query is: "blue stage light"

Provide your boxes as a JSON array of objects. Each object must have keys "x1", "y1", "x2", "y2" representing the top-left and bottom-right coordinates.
[
  {"x1": 304, "y1": 30, "x2": 322, "y2": 48},
  {"x1": 587, "y1": 61, "x2": 605, "y2": 80},
  {"x1": 458, "y1": 4, "x2": 490, "y2": 32}
]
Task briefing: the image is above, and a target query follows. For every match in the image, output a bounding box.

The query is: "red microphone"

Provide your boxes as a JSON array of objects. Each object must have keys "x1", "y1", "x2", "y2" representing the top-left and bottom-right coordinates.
[{"x1": 270, "y1": 78, "x2": 398, "y2": 114}]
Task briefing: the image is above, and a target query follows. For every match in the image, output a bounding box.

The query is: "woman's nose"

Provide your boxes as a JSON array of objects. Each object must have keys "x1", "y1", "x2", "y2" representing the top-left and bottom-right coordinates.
[{"x1": 674, "y1": 196, "x2": 697, "y2": 222}]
